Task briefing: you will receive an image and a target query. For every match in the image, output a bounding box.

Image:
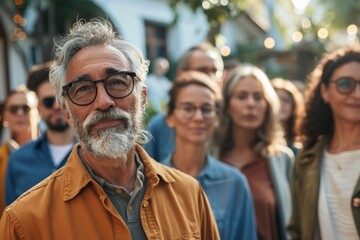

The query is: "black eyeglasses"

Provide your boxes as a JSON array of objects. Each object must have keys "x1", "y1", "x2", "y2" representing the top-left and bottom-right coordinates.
[
  {"x1": 175, "y1": 104, "x2": 216, "y2": 120},
  {"x1": 62, "y1": 71, "x2": 136, "y2": 106},
  {"x1": 42, "y1": 96, "x2": 56, "y2": 109},
  {"x1": 330, "y1": 77, "x2": 360, "y2": 95},
  {"x1": 7, "y1": 105, "x2": 31, "y2": 115}
]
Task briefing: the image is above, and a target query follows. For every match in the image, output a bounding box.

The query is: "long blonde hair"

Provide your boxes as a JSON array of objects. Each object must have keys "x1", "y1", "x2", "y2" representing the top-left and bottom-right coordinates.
[{"x1": 211, "y1": 65, "x2": 285, "y2": 158}]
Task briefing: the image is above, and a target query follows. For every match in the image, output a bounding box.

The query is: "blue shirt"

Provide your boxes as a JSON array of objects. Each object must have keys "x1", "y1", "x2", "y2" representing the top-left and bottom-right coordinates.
[
  {"x1": 143, "y1": 113, "x2": 175, "y2": 161},
  {"x1": 5, "y1": 134, "x2": 72, "y2": 205},
  {"x1": 161, "y1": 154, "x2": 258, "y2": 240}
]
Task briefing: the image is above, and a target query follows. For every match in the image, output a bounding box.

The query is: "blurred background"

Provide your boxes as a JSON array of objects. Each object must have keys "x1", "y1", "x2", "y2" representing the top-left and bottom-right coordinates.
[{"x1": 0, "y1": 0, "x2": 359, "y2": 101}]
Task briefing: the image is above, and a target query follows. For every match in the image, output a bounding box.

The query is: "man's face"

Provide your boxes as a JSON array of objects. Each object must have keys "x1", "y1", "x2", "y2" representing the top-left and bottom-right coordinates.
[
  {"x1": 64, "y1": 45, "x2": 146, "y2": 159},
  {"x1": 37, "y1": 81, "x2": 69, "y2": 132},
  {"x1": 187, "y1": 50, "x2": 223, "y2": 88}
]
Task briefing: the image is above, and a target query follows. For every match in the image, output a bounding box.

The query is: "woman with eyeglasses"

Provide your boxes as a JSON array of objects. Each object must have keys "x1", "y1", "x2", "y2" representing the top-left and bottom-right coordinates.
[
  {"x1": 161, "y1": 71, "x2": 257, "y2": 240},
  {"x1": 210, "y1": 65, "x2": 294, "y2": 240},
  {"x1": 288, "y1": 46, "x2": 360, "y2": 240},
  {"x1": 0, "y1": 85, "x2": 40, "y2": 213}
]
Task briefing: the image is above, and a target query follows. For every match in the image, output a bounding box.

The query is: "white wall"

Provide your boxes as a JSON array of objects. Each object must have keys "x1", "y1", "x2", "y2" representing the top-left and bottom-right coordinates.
[{"x1": 95, "y1": 0, "x2": 210, "y2": 61}]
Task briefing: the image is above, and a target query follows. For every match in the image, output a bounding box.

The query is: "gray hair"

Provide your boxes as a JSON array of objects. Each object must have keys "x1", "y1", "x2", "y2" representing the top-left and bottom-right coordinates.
[
  {"x1": 49, "y1": 18, "x2": 151, "y2": 144},
  {"x1": 49, "y1": 18, "x2": 149, "y2": 106}
]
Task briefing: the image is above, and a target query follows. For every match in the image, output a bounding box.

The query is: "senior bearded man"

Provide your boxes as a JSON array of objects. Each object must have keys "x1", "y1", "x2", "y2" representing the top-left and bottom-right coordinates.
[{"x1": 0, "y1": 19, "x2": 219, "y2": 240}]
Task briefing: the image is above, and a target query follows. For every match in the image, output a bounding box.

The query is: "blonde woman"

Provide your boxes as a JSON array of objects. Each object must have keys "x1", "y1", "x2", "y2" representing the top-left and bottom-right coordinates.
[
  {"x1": 0, "y1": 85, "x2": 40, "y2": 213},
  {"x1": 212, "y1": 65, "x2": 294, "y2": 240}
]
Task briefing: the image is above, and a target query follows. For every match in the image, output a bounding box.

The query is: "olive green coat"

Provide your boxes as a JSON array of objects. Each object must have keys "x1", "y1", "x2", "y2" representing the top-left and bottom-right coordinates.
[{"x1": 288, "y1": 137, "x2": 360, "y2": 240}]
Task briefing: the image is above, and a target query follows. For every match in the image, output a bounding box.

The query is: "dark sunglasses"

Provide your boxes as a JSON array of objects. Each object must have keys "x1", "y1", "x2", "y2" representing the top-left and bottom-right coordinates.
[
  {"x1": 42, "y1": 96, "x2": 56, "y2": 109},
  {"x1": 7, "y1": 105, "x2": 31, "y2": 115},
  {"x1": 330, "y1": 77, "x2": 360, "y2": 95}
]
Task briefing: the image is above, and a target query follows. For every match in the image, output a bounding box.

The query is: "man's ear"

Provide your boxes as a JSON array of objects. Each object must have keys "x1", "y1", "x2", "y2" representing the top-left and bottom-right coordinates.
[
  {"x1": 320, "y1": 83, "x2": 329, "y2": 103},
  {"x1": 63, "y1": 103, "x2": 73, "y2": 128}
]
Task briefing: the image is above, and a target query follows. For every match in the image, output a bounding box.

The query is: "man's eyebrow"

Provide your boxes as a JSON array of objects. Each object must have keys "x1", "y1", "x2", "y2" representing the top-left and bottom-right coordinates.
[
  {"x1": 70, "y1": 68, "x2": 123, "y2": 83},
  {"x1": 71, "y1": 74, "x2": 91, "y2": 83},
  {"x1": 105, "y1": 67, "x2": 122, "y2": 75}
]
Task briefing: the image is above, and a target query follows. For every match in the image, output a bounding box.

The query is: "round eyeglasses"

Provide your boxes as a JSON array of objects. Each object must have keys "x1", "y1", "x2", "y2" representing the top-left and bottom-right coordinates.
[
  {"x1": 62, "y1": 71, "x2": 136, "y2": 106},
  {"x1": 175, "y1": 104, "x2": 216, "y2": 120},
  {"x1": 330, "y1": 77, "x2": 360, "y2": 95}
]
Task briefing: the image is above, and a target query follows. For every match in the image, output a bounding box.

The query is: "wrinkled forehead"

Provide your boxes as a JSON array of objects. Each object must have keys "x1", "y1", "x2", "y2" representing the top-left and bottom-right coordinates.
[{"x1": 65, "y1": 45, "x2": 130, "y2": 82}]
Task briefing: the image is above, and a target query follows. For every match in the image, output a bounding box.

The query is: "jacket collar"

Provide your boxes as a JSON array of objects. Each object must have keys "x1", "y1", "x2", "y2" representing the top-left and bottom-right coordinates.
[{"x1": 62, "y1": 144, "x2": 175, "y2": 202}]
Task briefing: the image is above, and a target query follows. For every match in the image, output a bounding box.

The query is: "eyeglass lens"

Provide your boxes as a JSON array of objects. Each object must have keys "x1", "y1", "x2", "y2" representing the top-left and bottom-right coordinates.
[
  {"x1": 336, "y1": 77, "x2": 360, "y2": 94},
  {"x1": 177, "y1": 104, "x2": 215, "y2": 119},
  {"x1": 64, "y1": 72, "x2": 135, "y2": 106},
  {"x1": 42, "y1": 97, "x2": 56, "y2": 108},
  {"x1": 7, "y1": 105, "x2": 31, "y2": 115}
]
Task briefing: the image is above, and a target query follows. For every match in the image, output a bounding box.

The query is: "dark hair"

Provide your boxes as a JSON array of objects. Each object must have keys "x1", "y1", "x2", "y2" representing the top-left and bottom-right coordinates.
[
  {"x1": 271, "y1": 78, "x2": 304, "y2": 144},
  {"x1": 26, "y1": 62, "x2": 52, "y2": 94},
  {"x1": 301, "y1": 45, "x2": 360, "y2": 149}
]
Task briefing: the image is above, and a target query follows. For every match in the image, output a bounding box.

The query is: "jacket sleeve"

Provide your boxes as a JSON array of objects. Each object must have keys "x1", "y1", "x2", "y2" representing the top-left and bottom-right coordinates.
[
  {"x1": 197, "y1": 185, "x2": 220, "y2": 240},
  {"x1": 287, "y1": 161, "x2": 301, "y2": 240},
  {"x1": 5, "y1": 154, "x2": 18, "y2": 206}
]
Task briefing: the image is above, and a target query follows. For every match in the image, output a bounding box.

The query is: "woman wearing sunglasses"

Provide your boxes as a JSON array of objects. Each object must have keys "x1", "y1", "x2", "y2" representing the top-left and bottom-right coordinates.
[
  {"x1": 288, "y1": 45, "x2": 360, "y2": 240},
  {"x1": 161, "y1": 71, "x2": 257, "y2": 240},
  {"x1": 0, "y1": 85, "x2": 40, "y2": 213}
]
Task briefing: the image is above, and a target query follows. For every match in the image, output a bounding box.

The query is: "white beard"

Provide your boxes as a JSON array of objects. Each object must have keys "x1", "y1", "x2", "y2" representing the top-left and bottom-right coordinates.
[{"x1": 70, "y1": 107, "x2": 139, "y2": 160}]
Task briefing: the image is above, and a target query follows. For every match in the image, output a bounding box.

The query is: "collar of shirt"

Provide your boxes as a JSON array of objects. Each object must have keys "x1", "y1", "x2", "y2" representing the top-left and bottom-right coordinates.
[{"x1": 78, "y1": 147, "x2": 145, "y2": 201}]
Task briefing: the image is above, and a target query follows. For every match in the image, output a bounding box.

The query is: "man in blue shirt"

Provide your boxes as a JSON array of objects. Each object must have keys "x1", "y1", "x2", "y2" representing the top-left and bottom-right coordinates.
[
  {"x1": 143, "y1": 43, "x2": 224, "y2": 161},
  {"x1": 5, "y1": 63, "x2": 76, "y2": 205}
]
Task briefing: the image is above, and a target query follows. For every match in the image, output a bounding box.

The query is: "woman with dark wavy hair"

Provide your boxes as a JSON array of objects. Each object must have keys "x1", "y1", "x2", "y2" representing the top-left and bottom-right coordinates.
[{"x1": 288, "y1": 45, "x2": 360, "y2": 240}]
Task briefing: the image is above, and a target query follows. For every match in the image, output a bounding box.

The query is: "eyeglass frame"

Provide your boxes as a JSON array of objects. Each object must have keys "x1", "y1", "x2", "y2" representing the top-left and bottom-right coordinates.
[
  {"x1": 329, "y1": 77, "x2": 360, "y2": 95},
  {"x1": 174, "y1": 103, "x2": 217, "y2": 120},
  {"x1": 62, "y1": 71, "x2": 137, "y2": 106}
]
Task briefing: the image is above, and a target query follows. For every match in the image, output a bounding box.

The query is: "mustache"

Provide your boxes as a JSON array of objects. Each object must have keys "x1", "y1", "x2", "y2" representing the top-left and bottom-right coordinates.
[{"x1": 83, "y1": 108, "x2": 131, "y2": 130}]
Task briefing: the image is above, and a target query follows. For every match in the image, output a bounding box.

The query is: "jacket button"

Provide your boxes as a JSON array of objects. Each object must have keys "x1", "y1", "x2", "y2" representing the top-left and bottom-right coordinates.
[{"x1": 143, "y1": 201, "x2": 149, "y2": 208}]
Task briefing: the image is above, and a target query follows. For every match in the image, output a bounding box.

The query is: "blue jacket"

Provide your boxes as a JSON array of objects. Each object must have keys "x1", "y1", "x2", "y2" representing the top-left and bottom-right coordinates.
[
  {"x1": 143, "y1": 113, "x2": 175, "y2": 161},
  {"x1": 161, "y1": 154, "x2": 258, "y2": 240},
  {"x1": 5, "y1": 134, "x2": 72, "y2": 205}
]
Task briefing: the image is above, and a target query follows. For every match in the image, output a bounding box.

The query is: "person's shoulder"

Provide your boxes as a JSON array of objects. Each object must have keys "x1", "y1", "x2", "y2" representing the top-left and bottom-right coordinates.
[
  {"x1": 207, "y1": 156, "x2": 248, "y2": 182},
  {"x1": 151, "y1": 159, "x2": 201, "y2": 189},
  {"x1": 148, "y1": 113, "x2": 167, "y2": 125},
  {"x1": 9, "y1": 137, "x2": 43, "y2": 159},
  {"x1": 5, "y1": 167, "x2": 66, "y2": 211},
  {"x1": 274, "y1": 144, "x2": 295, "y2": 159}
]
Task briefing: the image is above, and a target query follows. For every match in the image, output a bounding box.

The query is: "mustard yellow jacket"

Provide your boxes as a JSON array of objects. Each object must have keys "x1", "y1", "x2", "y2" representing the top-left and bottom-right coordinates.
[
  {"x1": 0, "y1": 143, "x2": 10, "y2": 214},
  {"x1": 0, "y1": 144, "x2": 219, "y2": 240},
  {"x1": 288, "y1": 137, "x2": 360, "y2": 240}
]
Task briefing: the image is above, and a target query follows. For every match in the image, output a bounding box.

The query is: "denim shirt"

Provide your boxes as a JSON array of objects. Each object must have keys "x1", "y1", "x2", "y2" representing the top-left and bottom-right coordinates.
[
  {"x1": 161, "y1": 154, "x2": 258, "y2": 240},
  {"x1": 5, "y1": 133, "x2": 73, "y2": 205}
]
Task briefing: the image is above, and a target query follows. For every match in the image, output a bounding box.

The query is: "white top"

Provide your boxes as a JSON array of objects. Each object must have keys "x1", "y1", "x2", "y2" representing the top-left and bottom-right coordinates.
[
  {"x1": 318, "y1": 149, "x2": 360, "y2": 240},
  {"x1": 48, "y1": 143, "x2": 73, "y2": 167}
]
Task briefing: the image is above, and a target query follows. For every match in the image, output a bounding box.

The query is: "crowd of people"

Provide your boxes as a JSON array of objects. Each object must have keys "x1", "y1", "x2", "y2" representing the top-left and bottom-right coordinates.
[{"x1": 0, "y1": 18, "x2": 359, "y2": 240}]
